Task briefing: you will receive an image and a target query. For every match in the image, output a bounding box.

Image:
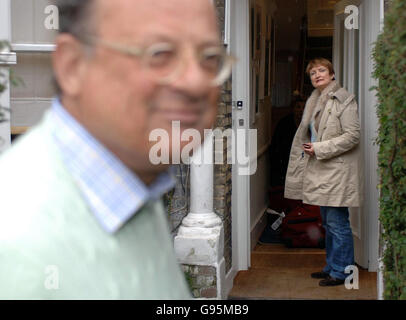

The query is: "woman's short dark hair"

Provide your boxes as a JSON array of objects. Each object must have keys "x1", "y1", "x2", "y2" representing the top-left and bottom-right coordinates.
[{"x1": 306, "y1": 58, "x2": 335, "y2": 76}]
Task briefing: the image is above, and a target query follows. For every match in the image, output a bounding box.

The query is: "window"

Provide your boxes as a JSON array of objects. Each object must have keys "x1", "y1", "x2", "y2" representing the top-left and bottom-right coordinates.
[{"x1": 10, "y1": 0, "x2": 57, "y2": 134}]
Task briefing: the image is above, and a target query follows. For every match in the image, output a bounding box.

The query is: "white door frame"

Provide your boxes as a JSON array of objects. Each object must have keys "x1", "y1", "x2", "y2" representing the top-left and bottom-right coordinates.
[
  {"x1": 361, "y1": 0, "x2": 383, "y2": 274},
  {"x1": 357, "y1": 0, "x2": 382, "y2": 272},
  {"x1": 333, "y1": 0, "x2": 382, "y2": 273},
  {"x1": 229, "y1": 0, "x2": 383, "y2": 274},
  {"x1": 229, "y1": 0, "x2": 251, "y2": 272},
  {"x1": 334, "y1": 0, "x2": 368, "y2": 269}
]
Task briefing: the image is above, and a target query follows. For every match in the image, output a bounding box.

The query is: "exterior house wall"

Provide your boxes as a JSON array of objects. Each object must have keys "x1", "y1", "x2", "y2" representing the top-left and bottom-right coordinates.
[
  {"x1": 9, "y1": 0, "x2": 56, "y2": 136},
  {"x1": 213, "y1": 78, "x2": 233, "y2": 274},
  {"x1": 213, "y1": 0, "x2": 233, "y2": 273},
  {"x1": 166, "y1": 164, "x2": 189, "y2": 238}
]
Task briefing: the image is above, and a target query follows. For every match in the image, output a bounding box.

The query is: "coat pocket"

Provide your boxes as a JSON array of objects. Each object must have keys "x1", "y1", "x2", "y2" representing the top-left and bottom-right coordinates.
[
  {"x1": 287, "y1": 152, "x2": 306, "y2": 180},
  {"x1": 312, "y1": 158, "x2": 347, "y2": 193}
]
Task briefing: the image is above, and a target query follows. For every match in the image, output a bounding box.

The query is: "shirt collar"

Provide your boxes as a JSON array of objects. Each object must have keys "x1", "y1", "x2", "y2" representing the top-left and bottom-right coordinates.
[{"x1": 47, "y1": 98, "x2": 175, "y2": 233}]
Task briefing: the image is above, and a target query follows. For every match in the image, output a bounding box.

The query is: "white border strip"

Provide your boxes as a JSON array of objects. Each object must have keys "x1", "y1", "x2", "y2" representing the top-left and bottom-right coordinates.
[
  {"x1": 12, "y1": 43, "x2": 55, "y2": 52},
  {"x1": 0, "y1": 52, "x2": 16, "y2": 65}
]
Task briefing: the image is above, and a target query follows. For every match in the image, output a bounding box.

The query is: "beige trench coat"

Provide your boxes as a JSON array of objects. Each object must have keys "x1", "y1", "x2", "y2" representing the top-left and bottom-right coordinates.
[{"x1": 284, "y1": 81, "x2": 363, "y2": 207}]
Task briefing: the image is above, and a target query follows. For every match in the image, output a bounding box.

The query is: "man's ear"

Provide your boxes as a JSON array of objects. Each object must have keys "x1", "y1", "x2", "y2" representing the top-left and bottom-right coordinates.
[{"x1": 52, "y1": 34, "x2": 89, "y2": 97}]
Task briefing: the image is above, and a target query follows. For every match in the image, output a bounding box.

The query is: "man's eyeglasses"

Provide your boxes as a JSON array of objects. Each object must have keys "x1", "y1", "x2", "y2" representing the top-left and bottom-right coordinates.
[{"x1": 81, "y1": 36, "x2": 236, "y2": 87}]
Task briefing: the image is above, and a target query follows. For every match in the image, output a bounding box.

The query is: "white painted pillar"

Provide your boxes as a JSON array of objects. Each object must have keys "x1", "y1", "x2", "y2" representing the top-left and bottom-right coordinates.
[
  {"x1": 0, "y1": 0, "x2": 13, "y2": 152},
  {"x1": 174, "y1": 132, "x2": 226, "y2": 299},
  {"x1": 182, "y1": 132, "x2": 221, "y2": 228}
]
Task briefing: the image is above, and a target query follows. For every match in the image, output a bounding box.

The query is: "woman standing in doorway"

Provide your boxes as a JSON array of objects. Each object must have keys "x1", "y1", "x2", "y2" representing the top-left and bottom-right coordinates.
[{"x1": 284, "y1": 58, "x2": 363, "y2": 286}]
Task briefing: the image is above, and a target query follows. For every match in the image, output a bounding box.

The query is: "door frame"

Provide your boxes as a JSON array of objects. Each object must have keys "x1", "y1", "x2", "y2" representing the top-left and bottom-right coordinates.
[
  {"x1": 229, "y1": 0, "x2": 251, "y2": 273},
  {"x1": 334, "y1": 0, "x2": 367, "y2": 269},
  {"x1": 333, "y1": 0, "x2": 383, "y2": 273},
  {"x1": 229, "y1": 0, "x2": 383, "y2": 271}
]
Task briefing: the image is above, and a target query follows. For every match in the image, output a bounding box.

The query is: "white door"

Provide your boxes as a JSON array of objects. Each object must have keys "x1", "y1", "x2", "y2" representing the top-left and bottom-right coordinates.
[{"x1": 333, "y1": 0, "x2": 382, "y2": 271}]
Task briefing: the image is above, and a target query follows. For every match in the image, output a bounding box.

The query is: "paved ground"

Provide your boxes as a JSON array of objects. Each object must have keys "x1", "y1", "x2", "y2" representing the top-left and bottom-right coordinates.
[{"x1": 228, "y1": 243, "x2": 377, "y2": 300}]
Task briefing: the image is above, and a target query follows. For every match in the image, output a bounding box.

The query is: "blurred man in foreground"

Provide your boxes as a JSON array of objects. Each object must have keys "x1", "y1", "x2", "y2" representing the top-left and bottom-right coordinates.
[{"x1": 0, "y1": 0, "x2": 232, "y2": 299}]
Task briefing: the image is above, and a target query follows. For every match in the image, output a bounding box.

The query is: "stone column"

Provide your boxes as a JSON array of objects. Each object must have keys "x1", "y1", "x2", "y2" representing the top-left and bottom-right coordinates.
[{"x1": 174, "y1": 132, "x2": 226, "y2": 299}]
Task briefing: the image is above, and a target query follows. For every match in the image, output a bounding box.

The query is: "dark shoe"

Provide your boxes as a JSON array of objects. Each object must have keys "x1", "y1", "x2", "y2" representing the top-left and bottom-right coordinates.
[
  {"x1": 311, "y1": 271, "x2": 329, "y2": 279},
  {"x1": 319, "y1": 276, "x2": 345, "y2": 287}
]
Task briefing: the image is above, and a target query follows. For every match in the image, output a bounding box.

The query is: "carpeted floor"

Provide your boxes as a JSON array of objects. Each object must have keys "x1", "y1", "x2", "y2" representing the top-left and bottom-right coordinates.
[{"x1": 228, "y1": 243, "x2": 377, "y2": 300}]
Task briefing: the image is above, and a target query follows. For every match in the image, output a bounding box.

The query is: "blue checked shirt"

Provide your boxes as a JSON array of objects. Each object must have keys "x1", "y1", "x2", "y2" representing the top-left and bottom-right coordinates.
[{"x1": 48, "y1": 98, "x2": 176, "y2": 234}]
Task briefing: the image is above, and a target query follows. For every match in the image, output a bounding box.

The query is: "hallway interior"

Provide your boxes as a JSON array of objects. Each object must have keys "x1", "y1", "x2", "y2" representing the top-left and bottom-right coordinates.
[{"x1": 228, "y1": 243, "x2": 377, "y2": 300}]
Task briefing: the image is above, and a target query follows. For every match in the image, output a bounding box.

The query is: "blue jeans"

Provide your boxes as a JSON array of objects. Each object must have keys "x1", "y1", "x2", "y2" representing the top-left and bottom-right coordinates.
[{"x1": 320, "y1": 206, "x2": 354, "y2": 280}]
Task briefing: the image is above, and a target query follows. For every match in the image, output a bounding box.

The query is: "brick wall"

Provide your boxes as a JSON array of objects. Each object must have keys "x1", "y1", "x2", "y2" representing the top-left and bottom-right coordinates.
[
  {"x1": 213, "y1": 0, "x2": 234, "y2": 277},
  {"x1": 214, "y1": 0, "x2": 226, "y2": 42},
  {"x1": 181, "y1": 265, "x2": 217, "y2": 298},
  {"x1": 213, "y1": 79, "x2": 233, "y2": 274},
  {"x1": 165, "y1": 164, "x2": 189, "y2": 237}
]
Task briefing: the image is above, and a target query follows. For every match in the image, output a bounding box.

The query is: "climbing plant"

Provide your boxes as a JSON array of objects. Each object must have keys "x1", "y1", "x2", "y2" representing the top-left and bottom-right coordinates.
[
  {"x1": 0, "y1": 40, "x2": 11, "y2": 123},
  {"x1": 372, "y1": 0, "x2": 406, "y2": 300},
  {"x1": 0, "y1": 40, "x2": 23, "y2": 126}
]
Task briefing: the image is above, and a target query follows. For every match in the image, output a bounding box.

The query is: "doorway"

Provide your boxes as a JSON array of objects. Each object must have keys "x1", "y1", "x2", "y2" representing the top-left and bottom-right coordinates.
[{"x1": 229, "y1": 0, "x2": 382, "y2": 298}]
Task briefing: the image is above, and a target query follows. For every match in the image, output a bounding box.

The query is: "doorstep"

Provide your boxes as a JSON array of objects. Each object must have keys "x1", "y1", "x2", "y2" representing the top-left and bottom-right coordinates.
[{"x1": 228, "y1": 243, "x2": 377, "y2": 300}]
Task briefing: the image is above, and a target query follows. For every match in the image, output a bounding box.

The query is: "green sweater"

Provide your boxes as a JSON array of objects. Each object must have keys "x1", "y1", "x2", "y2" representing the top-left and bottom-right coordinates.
[{"x1": 0, "y1": 119, "x2": 191, "y2": 299}]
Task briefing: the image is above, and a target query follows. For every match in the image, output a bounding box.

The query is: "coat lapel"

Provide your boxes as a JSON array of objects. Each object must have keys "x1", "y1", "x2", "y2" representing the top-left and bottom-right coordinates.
[
  {"x1": 309, "y1": 81, "x2": 341, "y2": 140},
  {"x1": 295, "y1": 80, "x2": 341, "y2": 144}
]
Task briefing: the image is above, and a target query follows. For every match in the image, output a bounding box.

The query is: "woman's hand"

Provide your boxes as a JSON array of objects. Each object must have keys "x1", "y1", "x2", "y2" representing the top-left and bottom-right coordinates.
[{"x1": 303, "y1": 143, "x2": 315, "y2": 156}]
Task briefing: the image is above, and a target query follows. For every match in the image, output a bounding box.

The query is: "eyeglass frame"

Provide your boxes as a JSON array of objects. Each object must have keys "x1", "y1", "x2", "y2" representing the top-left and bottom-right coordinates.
[{"x1": 77, "y1": 35, "x2": 236, "y2": 87}]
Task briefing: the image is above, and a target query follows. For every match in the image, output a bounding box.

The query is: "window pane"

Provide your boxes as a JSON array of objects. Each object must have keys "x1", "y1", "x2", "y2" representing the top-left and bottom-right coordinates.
[
  {"x1": 11, "y1": 0, "x2": 58, "y2": 44},
  {"x1": 10, "y1": 53, "x2": 54, "y2": 128},
  {"x1": 11, "y1": 53, "x2": 54, "y2": 99}
]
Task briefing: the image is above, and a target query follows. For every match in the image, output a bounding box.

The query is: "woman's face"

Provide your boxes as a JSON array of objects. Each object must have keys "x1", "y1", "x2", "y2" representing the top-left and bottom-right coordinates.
[{"x1": 309, "y1": 64, "x2": 335, "y2": 91}]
